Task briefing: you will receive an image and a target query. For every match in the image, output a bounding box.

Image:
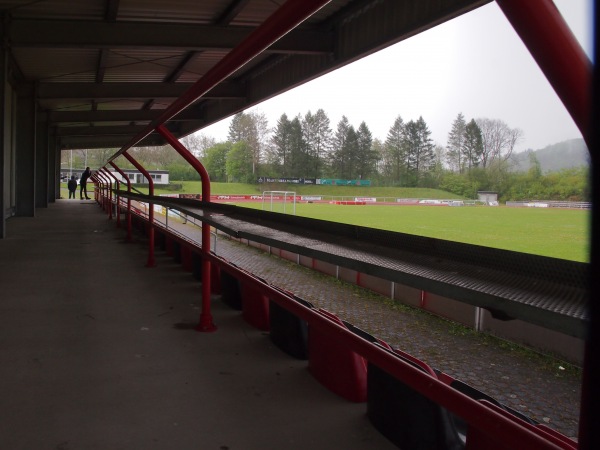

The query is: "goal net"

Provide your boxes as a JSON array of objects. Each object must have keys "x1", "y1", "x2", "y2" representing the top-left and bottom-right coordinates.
[{"x1": 262, "y1": 191, "x2": 296, "y2": 215}]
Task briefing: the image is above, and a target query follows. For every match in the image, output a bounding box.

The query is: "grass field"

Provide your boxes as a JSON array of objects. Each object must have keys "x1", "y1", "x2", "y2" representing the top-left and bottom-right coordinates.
[
  {"x1": 65, "y1": 181, "x2": 589, "y2": 262},
  {"x1": 236, "y1": 202, "x2": 590, "y2": 263},
  {"x1": 154, "y1": 181, "x2": 464, "y2": 199}
]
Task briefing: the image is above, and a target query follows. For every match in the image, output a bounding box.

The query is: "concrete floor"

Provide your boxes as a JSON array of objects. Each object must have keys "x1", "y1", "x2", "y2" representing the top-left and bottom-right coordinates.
[{"x1": 0, "y1": 200, "x2": 395, "y2": 449}]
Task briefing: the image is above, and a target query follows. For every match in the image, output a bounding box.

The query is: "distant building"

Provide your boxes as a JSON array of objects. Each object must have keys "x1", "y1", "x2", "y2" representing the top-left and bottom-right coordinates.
[
  {"x1": 61, "y1": 169, "x2": 169, "y2": 185},
  {"x1": 109, "y1": 169, "x2": 170, "y2": 185},
  {"x1": 477, "y1": 191, "x2": 498, "y2": 203}
]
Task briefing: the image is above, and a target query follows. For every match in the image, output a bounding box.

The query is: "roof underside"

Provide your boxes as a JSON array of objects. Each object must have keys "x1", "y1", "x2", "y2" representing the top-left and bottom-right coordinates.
[{"x1": 2, "y1": 0, "x2": 491, "y2": 150}]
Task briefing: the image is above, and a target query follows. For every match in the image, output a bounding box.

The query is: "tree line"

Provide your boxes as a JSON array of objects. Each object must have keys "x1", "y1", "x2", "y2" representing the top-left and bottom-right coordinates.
[
  {"x1": 203, "y1": 110, "x2": 526, "y2": 186},
  {"x1": 62, "y1": 110, "x2": 589, "y2": 201}
]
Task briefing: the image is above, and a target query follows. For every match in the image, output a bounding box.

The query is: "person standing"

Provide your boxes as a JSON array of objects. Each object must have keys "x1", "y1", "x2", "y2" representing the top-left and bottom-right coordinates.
[
  {"x1": 80, "y1": 167, "x2": 92, "y2": 200},
  {"x1": 67, "y1": 175, "x2": 77, "y2": 199}
]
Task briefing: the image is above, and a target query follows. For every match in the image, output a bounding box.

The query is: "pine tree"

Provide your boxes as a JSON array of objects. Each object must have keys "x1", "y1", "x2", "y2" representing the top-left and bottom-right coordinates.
[
  {"x1": 311, "y1": 109, "x2": 332, "y2": 177},
  {"x1": 463, "y1": 119, "x2": 483, "y2": 170},
  {"x1": 446, "y1": 112, "x2": 466, "y2": 173},
  {"x1": 356, "y1": 121, "x2": 375, "y2": 179},
  {"x1": 271, "y1": 113, "x2": 292, "y2": 177},
  {"x1": 384, "y1": 116, "x2": 406, "y2": 184},
  {"x1": 405, "y1": 117, "x2": 434, "y2": 186},
  {"x1": 343, "y1": 125, "x2": 359, "y2": 179},
  {"x1": 288, "y1": 115, "x2": 307, "y2": 176},
  {"x1": 329, "y1": 116, "x2": 350, "y2": 178}
]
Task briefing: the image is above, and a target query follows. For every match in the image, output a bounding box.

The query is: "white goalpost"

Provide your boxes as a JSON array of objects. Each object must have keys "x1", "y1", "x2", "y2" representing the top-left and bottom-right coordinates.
[{"x1": 262, "y1": 191, "x2": 296, "y2": 215}]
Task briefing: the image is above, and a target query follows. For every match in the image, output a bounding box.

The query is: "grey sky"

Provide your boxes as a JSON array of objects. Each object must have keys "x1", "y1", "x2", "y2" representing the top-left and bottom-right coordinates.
[{"x1": 201, "y1": 0, "x2": 593, "y2": 153}]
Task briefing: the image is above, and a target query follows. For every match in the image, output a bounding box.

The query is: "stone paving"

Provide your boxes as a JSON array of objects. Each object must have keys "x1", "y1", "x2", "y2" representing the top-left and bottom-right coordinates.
[
  {"x1": 208, "y1": 233, "x2": 582, "y2": 440},
  {"x1": 145, "y1": 209, "x2": 583, "y2": 440}
]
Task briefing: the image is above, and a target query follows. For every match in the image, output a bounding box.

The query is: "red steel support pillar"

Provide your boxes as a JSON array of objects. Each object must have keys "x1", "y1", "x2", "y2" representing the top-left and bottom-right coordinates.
[
  {"x1": 497, "y1": 1, "x2": 594, "y2": 446},
  {"x1": 94, "y1": 171, "x2": 109, "y2": 212},
  {"x1": 90, "y1": 174, "x2": 99, "y2": 202},
  {"x1": 107, "y1": 0, "x2": 333, "y2": 162},
  {"x1": 123, "y1": 152, "x2": 156, "y2": 268},
  {"x1": 98, "y1": 171, "x2": 110, "y2": 213},
  {"x1": 100, "y1": 168, "x2": 114, "y2": 220},
  {"x1": 110, "y1": 161, "x2": 133, "y2": 242},
  {"x1": 496, "y1": 0, "x2": 592, "y2": 145},
  {"x1": 156, "y1": 124, "x2": 216, "y2": 332},
  {"x1": 103, "y1": 167, "x2": 122, "y2": 226},
  {"x1": 90, "y1": 174, "x2": 100, "y2": 203}
]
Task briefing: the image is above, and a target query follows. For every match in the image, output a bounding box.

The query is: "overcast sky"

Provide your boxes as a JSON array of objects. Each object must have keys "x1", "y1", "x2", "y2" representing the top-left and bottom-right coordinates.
[{"x1": 201, "y1": 0, "x2": 593, "y2": 153}]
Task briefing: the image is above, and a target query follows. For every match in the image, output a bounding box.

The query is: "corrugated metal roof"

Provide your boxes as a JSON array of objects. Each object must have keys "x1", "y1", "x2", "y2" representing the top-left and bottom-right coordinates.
[
  {"x1": 117, "y1": 0, "x2": 225, "y2": 24},
  {"x1": 1, "y1": 0, "x2": 490, "y2": 150},
  {"x1": 12, "y1": 48, "x2": 98, "y2": 82},
  {"x1": 1, "y1": 0, "x2": 105, "y2": 19}
]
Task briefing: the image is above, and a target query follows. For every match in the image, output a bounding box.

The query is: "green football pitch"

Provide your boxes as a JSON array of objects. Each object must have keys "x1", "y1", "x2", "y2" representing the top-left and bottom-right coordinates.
[{"x1": 238, "y1": 202, "x2": 589, "y2": 262}]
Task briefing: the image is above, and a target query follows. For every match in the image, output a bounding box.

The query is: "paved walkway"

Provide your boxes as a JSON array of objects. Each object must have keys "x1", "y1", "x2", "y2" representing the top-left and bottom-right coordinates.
[
  {"x1": 2, "y1": 199, "x2": 580, "y2": 449},
  {"x1": 0, "y1": 201, "x2": 395, "y2": 450},
  {"x1": 159, "y1": 208, "x2": 583, "y2": 440}
]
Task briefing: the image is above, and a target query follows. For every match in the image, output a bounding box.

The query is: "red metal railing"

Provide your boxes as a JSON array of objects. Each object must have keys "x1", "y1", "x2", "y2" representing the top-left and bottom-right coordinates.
[
  {"x1": 92, "y1": 0, "x2": 591, "y2": 448},
  {"x1": 101, "y1": 167, "x2": 122, "y2": 226},
  {"x1": 106, "y1": 0, "x2": 334, "y2": 160},
  {"x1": 103, "y1": 0, "x2": 333, "y2": 331},
  {"x1": 89, "y1": 196, "x2": 575, "y2": 450},
  {"x1": 122, "y1": 152, "x2": 155, "y2": 268},
  {"x1": 100, "y1": 168, "x2": 114, "y2": 220},
  {"x1": 109, "y1": 162, "x2": 133, "y2": 242},
  {"x1": 94, "y1": 171, "x2": 109, "y2": 213}
]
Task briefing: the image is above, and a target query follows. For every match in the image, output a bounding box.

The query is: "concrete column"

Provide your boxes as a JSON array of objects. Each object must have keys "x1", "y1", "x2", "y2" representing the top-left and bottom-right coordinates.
[
  {"x1": 36, "y1": 111, "x2": 49, "y2": 207},
  {"x1": 0, "y1": 42, "x2": 6, "y2": 237},
  {"x1": 15, "y1": 83, "x2": 36, "y2": 216},
  {"x1": 50, "y1": 136, "x2": 59, "y2": 202}
]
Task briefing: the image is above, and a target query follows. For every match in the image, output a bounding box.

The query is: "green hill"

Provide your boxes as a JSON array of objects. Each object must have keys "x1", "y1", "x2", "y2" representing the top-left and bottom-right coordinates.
[{"x1": 510, "y1": 138, "x2": 589, "y2": 173}]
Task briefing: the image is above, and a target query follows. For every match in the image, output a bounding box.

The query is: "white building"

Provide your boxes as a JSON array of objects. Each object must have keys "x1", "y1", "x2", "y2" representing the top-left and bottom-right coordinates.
[
  {"x1": 477, "y1": 191, "x2": 498, "y2": 204},
  {"x1": 61, "y1": 169, "x2": 169, "y2": 185},
  {"x1": 109, "y1": 169, "x2": 170, "y2": 185}
]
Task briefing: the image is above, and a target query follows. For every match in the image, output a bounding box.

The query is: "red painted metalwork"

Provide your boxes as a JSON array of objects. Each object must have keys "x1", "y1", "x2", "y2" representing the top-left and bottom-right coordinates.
[
  {"x1": 155, "y1": 124, "x2": 216, "y2": 332},
  {"x1": 90, "y1": 174, "x2": 100, "y2": 204},
  {"x1": 123, "y1": 152, "x2": 156, "y2": 268},
  {"x1": 90, "y1": 0, "x2": 591, "y2": 446},
  {"x1": 100, "y1": 169, "x2": 113, "y2": 218},
  {"x1": 308, "y1": 308, "x2": 368, "y2": 402},
  {"x1": 94, "y1": 171, "x2": 109, "y2": 213},
  {"x1": 496, "y1": 2, "x2": 593, "y2": 447},
  {"x1": 100, "y1": 168, "x2": 114, "y2": 220},
  {"x1": 108, "y1": 0, "x2": 332, "y2": 160},
  {"x1": 90, "y1": 175, "x2": 99, "y2": 202},
  {"x1": 496, "y1": 0, "x2": 592, "y2": 144},
  {"x1": 102, "y1": 167, "x2": 121, "y2": 227},
  {"x1": 102, "y1": 0, "x2": 333, "y2": 329},
  {"x1": 207, "y1": 251, "x2": 570, "y2": 450},
  {"x1": 109, "y1": 162, "x2": 133, "y2": 242}
]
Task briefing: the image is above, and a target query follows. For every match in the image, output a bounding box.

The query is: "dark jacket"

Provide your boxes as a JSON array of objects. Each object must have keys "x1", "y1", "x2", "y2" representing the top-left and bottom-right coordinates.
[
  {"x1": 67, "y1": 179, "x2": 77, "y2": 192},
  {"x1": 80, "y1": 168, "x2": 91, "y2": 184}
]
